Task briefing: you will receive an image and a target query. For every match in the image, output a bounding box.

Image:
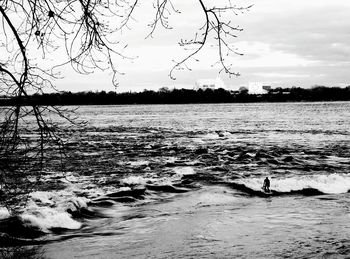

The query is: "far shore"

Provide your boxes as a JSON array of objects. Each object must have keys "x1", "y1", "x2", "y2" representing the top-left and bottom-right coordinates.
[{"x1": 1, "y1": 86, "x2": 349, "y2": 106}]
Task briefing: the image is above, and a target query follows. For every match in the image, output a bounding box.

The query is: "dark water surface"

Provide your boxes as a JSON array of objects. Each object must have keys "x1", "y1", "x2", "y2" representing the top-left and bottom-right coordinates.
[{"x1": 1, "y1": 102, "x2": 350, "y2": 258}]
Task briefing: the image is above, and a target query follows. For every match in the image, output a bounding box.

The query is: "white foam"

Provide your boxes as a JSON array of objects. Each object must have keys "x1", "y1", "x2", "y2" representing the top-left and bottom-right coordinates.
[
  {"x1": 165, "y1": 157, "x2": 176, "y2": 163},
  {"x1": 174, "y1": 167, "x2": 196, "y2": 176},
  {"x1": 122, "y1": 174, "x2": 182, "y2": 187},
  {"x1": 129, "y1": 160, "x2": 149, "y2": 166},
  {"x1": 65, "y1": 174, "x2": 80, "y2": 183},
  {"x1": 66, "y1": 197, "x2": 89, "y2": 213},
  {"x1": 21, "y1": 206, "x2": 81, "y2": 232},
  {"x1": 122, "y1": 176, "x2": 152, "y2": 185},
  {"x1": 24, "y1": 190, "x2": 91, "y2": 231},
  {"x1": 31, "y1": 191, "x2": 55, "y2": 205},
  {"x1": 237, "y1": 174, "x2": 350, "y2": 194},
  {"x1": 27, "y1": 176, "x2": 37, "y2": 183},
  {"x1": 30, "y1": 190, "x2": 82, "y2": 206},
  {"x1": 0, "y1": 207, "x2": 10, "y2": 219}
]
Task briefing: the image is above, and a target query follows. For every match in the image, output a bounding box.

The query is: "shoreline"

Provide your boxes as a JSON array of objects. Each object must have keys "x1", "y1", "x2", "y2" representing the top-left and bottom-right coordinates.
[{"x1": 1, "y1": 87, "x2": 349, "y2": 106}]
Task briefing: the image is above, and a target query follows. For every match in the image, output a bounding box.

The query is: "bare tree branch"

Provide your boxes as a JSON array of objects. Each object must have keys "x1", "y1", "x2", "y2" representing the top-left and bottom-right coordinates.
[
  {"x1": 0, "y1": 0, "x2": 250, "y2": 211},
  {"x1": 169, "y1": 0, "x2": 252, "y2": 79}
]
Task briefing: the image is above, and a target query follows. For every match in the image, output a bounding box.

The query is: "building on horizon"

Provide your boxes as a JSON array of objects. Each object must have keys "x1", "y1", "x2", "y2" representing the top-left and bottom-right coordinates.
[
  {"x1": 248, "y1": 82, "x2": 270, "y2": 94},
  {"x1": 195, "y1": 77, "x2": 226, "y2": 90}
]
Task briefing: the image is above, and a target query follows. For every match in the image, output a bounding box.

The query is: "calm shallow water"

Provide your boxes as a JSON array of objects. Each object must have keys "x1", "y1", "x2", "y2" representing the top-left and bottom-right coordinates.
[{"x1": 1, "y1": 102, "x2": 350, "y2": 258}]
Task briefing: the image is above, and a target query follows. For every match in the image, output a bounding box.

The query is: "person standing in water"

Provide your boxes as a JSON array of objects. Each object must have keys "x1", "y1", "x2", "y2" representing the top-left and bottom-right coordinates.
[{"x1": 262, "y1": 177, "x2": 270, "y2": 192}]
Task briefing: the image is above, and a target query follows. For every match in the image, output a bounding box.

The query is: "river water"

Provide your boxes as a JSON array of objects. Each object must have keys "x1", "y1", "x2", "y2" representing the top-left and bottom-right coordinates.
[{"x1": 1, "y1": 102, "x2": 350, "y2": 258}]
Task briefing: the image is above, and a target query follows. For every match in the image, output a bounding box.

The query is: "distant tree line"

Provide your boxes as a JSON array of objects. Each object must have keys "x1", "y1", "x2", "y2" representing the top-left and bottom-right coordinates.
[{"x1": 0, "y1": 86, "x2": 349, "y2": 106}]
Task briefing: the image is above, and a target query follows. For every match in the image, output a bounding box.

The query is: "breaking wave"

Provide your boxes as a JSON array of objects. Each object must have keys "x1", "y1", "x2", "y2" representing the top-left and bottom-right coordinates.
[
  {"x1": 1, "y1": 104, "x2": 349, "y2": 249},
  {"x1": 230, "y1": 174, "x2": 350, "y2": 196},
  {"x1": 21, "y1": 207, "x2": 82, "y2": 232},
  {"x1": 0, "y1": 190, "x2": 91, "y2": 241},
  {"x1": 0, "y1": 207, "x2": 10, "y2": 220}
]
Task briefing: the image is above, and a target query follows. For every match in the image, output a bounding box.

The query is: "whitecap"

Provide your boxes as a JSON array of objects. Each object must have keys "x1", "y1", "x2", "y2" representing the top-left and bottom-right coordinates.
[
  {"x1": 236, "y1": 174, "x2": 350, "y2": 194},
  {"x1": 21, "y1": 206, "x2": 81, "y2": 232},
  {"x1": 129, "y1": 160, "x2": 149, "y2": 166},
  {"x1": 65, "y1": 174, "x2": 80, "y2": 183},
  {"x1": 0, "y1": 207, "x2": 10, "y2": 220},
  {"x1": 20, "y1": 190, "x2": 91, "y2": 232},
  {"x1": 66, "y1": 197, "x2": 89, "y2": 213},
  {"x1": 30, "y1": 191, "x2": 55, "y2": 205},
  {"x1": 174, "y1": 167, "x2": 196, "y2": 176},
  {"x1": 121, "y1": 176, "x2": 152, "y2": 185},
  {"x1": 29, "y1": 190, "x2": 90, "y2": 215},
  {"x1": 165, "y1": 157, "x2": 177, "y2": 163}
]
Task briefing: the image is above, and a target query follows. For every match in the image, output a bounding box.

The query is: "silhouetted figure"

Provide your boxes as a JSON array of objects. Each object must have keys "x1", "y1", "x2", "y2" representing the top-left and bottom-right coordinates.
[{"x1": 262, "y1": 177, "x2": 270, "y2": 192}]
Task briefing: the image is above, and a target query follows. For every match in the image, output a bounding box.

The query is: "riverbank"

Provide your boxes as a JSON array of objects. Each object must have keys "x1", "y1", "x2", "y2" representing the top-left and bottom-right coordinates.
[{"x1": 1, "y1": 86, "x2": 349, "y2": 106}]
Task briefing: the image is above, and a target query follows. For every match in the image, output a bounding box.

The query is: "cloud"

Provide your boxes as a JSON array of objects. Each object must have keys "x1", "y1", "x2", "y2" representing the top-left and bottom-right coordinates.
[
  {"x1": 239, "y1": 1, "x2": 350, "y2": 65},
  {"x1": 252, "y1": 72, "x2": 312, "y2": 78},
  {"x1": 54, "y1": 0, "x2": 350, "y2": 92}
]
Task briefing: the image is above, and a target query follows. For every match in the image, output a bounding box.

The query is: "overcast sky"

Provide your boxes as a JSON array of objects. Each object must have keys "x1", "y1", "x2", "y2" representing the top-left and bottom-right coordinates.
[{"x1": 55, "y1": 0, "x2": 350, "y2": 92}]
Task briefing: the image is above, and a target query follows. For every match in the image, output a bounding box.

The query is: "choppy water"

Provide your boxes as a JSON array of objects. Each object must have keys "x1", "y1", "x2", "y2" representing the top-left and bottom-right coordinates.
[{"x1": 1, "y1": 102, "x2": 350, "y2": 258}]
